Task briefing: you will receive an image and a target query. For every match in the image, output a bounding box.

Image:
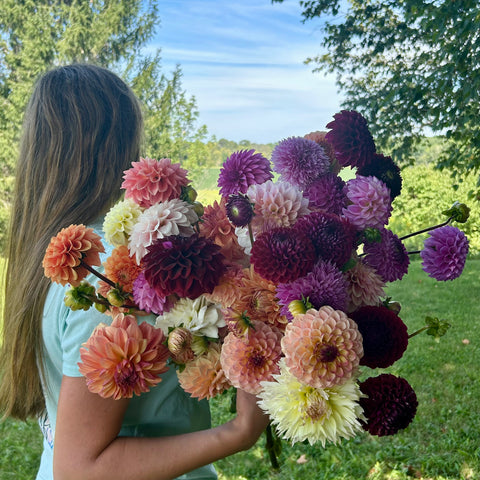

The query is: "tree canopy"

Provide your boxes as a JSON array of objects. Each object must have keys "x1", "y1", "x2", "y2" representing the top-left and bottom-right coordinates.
[{"x1": 273, "y1": 0, "x2": 480, "y2": 196}]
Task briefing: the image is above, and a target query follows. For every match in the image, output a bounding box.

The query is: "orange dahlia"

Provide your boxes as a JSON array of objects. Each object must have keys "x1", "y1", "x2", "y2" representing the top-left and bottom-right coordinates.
[
  {"x1": 43, "y1": 224, "x2": 105, "y2": 287},
  {"x1": 220, "y1": 320, "x2": 283, "y2": 394},
  {"x1": 203, "y1": 266, "x2": 245, "y2": 308},
  {"x1": 103, "y1": 245, "x2": 142, "y2": 293},
  {"x1": 177, "y1": 343, "x2": 231, "y2": 400},
  {"x1": 282, "y1": 306, "x2": 363, "y2": 389},
  {"x1": 78, "y1": 314, "x2": 170, "y2": 399}
]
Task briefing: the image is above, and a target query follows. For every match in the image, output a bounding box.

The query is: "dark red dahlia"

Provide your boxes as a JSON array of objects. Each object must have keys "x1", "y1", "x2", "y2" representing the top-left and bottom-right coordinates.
[
  {"x1": 325, "y1": 110, "x2": 376, "y2": 169},
  {"x1": 250, "y1": 227, "x2": 316, "y2": 284},
  {"x1": 294, "y1": 211, "x2": 357, "y2": 269},
  {"x1": 359, "y1": 374, "x2": 418, "y2": 436},
  {"x1": 225, "y1": 194, "x2": 254, "y2": 227},
  {"x1": 350, "y1": 305, "x2": 408, "y2": 368},
  {"x1": 358, "y1": 153, "x2": 402, "y2": 200},
  {"x1": 143, "y1": 234, "x2": 227, "y2": 299}
]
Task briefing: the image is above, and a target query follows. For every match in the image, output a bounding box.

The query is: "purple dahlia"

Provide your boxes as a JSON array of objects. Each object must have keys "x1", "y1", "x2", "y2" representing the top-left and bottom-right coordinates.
[
  {"x1": 271, "y1": 137, "x2": 330, "y2": 188},
  {"x1": 250, "y1": 227, "x2": 316, "y2": 284},
  {"x1": 325, "y1": 110, "x2": 376, "y2": 169},
  {"x1": 225, "y1": 194, "x2": 254, "y2": 227},
  {"x1": 132, "y1": 272, "x2": 175, "y2": 315},
  {"x1": 350, "y1": 305, "x2": 408, "y2": 368},
  {"x1": 303, "y1": 173, "x2": 347, "y2": 215},
  {"x1": 420, "y1": 225, "x2": 469, "y2": 281},
  {"x1": 359, "y1": 374, "x2": 418, "y2": 436},
  {"x1": 217, "y1": 149, "x2": 273, "y2": 197}
]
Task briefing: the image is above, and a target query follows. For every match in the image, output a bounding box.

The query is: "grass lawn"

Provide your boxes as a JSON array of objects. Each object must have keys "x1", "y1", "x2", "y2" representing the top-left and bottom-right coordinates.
[{"x1": 1, "y1": 259, "x2": 479, "y2": 480}]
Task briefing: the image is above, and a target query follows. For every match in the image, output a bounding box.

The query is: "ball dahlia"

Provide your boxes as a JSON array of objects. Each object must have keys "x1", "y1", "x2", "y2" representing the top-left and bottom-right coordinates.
[
  {"x1": 303, "y1": 174, "x2": 347, "y2": 215},
  {"x1": 103, "y1": 245, "x2": 142, "y2": 293},
  {"x1": 103, "y1": 199, "x2": 143, "y2": 247},
  {"x1": 358, "y1": 153, "x2": 402, "y2": 200},
  {"x1": 281, "y1": 306, "x2": 363, "y2": 389}
]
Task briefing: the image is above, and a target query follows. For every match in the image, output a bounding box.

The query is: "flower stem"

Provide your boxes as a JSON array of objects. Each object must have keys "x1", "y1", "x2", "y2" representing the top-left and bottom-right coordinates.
[
  {"x1": 80, "y1": 259, "x2": 116, "y2": 288},
  {"x1": 399, "y1": 217, "x2": 453, "y2": 241},
  {"x1": 407, "y1": 250, "x2": 421, "y2": 255},
  {"x1": 247, "y1": 223, "x2": 255, "y2": 248},
  {"x1": 265, "y1": 423, "x2": 280, "y2": 470},
  {"x1": 408, "y1": 326, "x2": 429, "y2": 339}
]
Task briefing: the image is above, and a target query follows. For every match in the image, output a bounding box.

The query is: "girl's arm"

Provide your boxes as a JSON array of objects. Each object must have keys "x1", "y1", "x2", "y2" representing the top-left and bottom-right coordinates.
[{"x1": 53, "y1": 375, "x2": 269, "y2": 480}]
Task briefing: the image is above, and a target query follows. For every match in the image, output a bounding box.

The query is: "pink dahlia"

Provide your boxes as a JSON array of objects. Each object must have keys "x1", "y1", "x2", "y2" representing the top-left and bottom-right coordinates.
[
  {"x1": 343, "y1": 175, "x2": 392, "y2": 229},
  {"x1": 203, "y1": 266, "x2": 245, "y2": 309},
  {"x1": 132, "y1": 272, "x2": 175, "y2": 315},
  {"x1": 43, "y1": 224, "x2": 105, "y2": 287},
  {"x1": 247, "y1": 180, "x2": 310, "y2": 234},
  {"x1": 276, "y1": 260, "x2": 349, "y2": 319},
  {"x1": 250, "y1": 227, "x2": 316, "y2": 284},
  {"x1": 220, "y1": 320, "x2": 283, "y2": 394},
  {"x1": 122, "y1": 157, "x2": 190, "y2": 208},
  {"x1": 271, "y1": 137, "x2": 331, "y2": 188},
  {"x1": 350, "y1": 306, "x2": 408, "y2": 369},
  {"x1": 78, "y1": 314, "x2": 170, "y2": 399},
  {"x1": 294, "y1": 211, "x2": 357, "y2": 269},
  {"x1": 178, "y1": 343, "x2": 231, "y2": 400},
  {"x1": 358, "y1": 153, "x2": 402, "y2": 200},
  {"x1": 344, "y1": 260, "x2": 385, "y2": 312},
  {"x1": 303, "y1": 174, "x2": 347, "y2": 215},
  {"x1": 325, "y1": 110, "x2": 376, "y2": 169},
  {"x1": 128, "y1": 199, "x2": 197, "y2": 263},
  {"x1": 217, "y1": 149, "x2": 273, "y2": 197},
  {"x1": 420, "y1": 225, "x2": 469, "y2": 281},
  {"x1": 363, "y1": 228, "x2": 410, "y2": 282},
  {"x1": 281, "y1": 306, "x2": 363, "y2": 389},
  {"x1": 143, "y1": 234, "x2": 227, "y2": 299},
  {"x1": 359, "y1": 374, "x2": 418, "y2": 436}
]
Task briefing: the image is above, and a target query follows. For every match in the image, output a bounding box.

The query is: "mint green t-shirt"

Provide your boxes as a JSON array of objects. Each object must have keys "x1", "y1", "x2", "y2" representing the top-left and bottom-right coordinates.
[{"x1": 37, "y1": 221, "x2": 217, "y2": 480}]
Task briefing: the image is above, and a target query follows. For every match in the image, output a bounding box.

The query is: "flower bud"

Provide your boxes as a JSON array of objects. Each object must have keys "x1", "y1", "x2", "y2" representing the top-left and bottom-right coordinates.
[
  {"x1": 180, "y1": 185, "x2": 198, "y2": 203},
  {"x1": 168, "y1": 327, "x2": 195, "y2": 364},
  {"x1": 192, "y1": 201, "x2": 204, "y2": 218},
  {"x1": 94, "y1": 302, "x2": 108, "y2": 313},
  {"x1": 64, "y1": 281, "x2": 95, "y2": 311},
  {"x1": 442, "y1": 201, "x2": 470, "y2": 223},
  {"x1": 107, "y1": 288, "x2": 127, "y2": 307}
]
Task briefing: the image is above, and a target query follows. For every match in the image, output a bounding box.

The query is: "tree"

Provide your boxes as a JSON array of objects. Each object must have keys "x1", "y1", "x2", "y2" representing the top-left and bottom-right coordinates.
[
  {"x1": 273, "y1": 1, "x2": 480, "y2": 196},
  {"x1": 0, "y1": 0, "x2": 207, "y2": 251}
]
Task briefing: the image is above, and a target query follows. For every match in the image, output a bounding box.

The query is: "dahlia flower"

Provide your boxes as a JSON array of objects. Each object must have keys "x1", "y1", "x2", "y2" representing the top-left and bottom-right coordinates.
[
  {"x1": 343, "y1": 175, "x2": 392, "y2": 230},
  {"x1": 363, "y1": 228, "x2": 410, "y2": 282},
  {"x1": 167, "y1": 327, "x2": 195, "y2": 364},
  {"x1": 294, "y1": 211, "x2": 356, "y2": 269},
  {"x1": 359, "y1": 374, "x2": 418, "y2": 436},
  {"x1": 225, "y1": 194, "x2": 254, "y2": 228},
  {"x1": 103, "y1": 199, "x2": 143, "y2": 247},
  {"x1": 103, "y1": 245, "x2": 142, "y2": 293},
  {"x1": 128, "y1": 199, "x2": 198, "y2": 264},
  {"x1": 122, "y1": 157, "x2": 190, "y2": 208},
  {"x1": 156, "y1": 295, "x2": 225, "y2": 339},
  {"x1": 271, "y1": 137, "x2": 330, "y2": 188},
  {"x1": 344, "y1": 260, "x2": 386, "y2": 312},
  {"x1": 281, "y1": 306, "x2": 363, "y2": 389},
  {"x1": 132, "y1": 272, "x2": 174, "y2": 315},
  {"x1": 304, "y1": 130, "x2": 338, "y2": 171},
  {"x1": 247, "y1": 180, "x2": 310, "y2": 234},
  {"x1": 358, "y1": 153, "x2": 402, "y2": 200},
  {"x1": 78, "y1": 314, "x2": 170, "y2": 399},
  {"x1": 43, "y1": 224, "x2": 105, "y2": 287},
  {"x1": 217, "y1": 149, "x2": 273, "y2": 197},
  {"x1": 276, "y1": 260, "x2": 349, "y2": 319},
  {"x1": 258, "y1": 359, "x2": 364, "y2": 446},
  {"x1": 303, "y1": 174, "x2": 347, "y2": 215},
  {"x1": 250, "y1": 227, "x2": 316, "y2": 284},
  {"x1": 420, "y1": 225, "x2": 469, "y2": 281},
  {"x1": 177, "y1": 343, "x2": 231, "y2": 400},
  {"x1": 220, "y1": 321, "x2": 283, "y2": 394},
  {"x1": 325, "y1": 110, "x2": 376, "y2": 169},
  {"x1": 350, "y1": 306, "x2": 408, "y2": 369},
  {"x1": 203, "y1": 266, "x2": 245, "y2": 309}
]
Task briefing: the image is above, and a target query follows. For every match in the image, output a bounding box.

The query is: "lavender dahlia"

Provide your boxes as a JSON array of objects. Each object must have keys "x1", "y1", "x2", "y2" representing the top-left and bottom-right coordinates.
[
  {"x1": 359, "y1": 374, "x2": 418, "y2": 436},
  {"x1": 420, "y1": 225, "x2": 469, "y2": 281},
  {"x1": 217, "y1": 149, "x2": 273, "y2": 197},
  {"x1": 303, "y1": 173, "x2": 347, "y2": 215}
]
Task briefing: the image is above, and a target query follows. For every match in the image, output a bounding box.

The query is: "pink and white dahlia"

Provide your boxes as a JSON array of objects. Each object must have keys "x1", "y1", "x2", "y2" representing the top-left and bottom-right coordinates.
[
  {"x1": 345, "y1": 260, "x2": 385, "y2": 312},
  {"x1": 128, "y1": 199, "x2": 198, "y2": 263},
  {"x1": 281, "y1": 306, "x2": 363, "y2": 389}
]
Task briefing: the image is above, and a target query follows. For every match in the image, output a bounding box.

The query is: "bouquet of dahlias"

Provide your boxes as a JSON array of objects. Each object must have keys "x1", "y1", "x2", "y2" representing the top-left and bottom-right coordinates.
[{"x1": 42, "y1": 111, "x2": 470, "y2": 463}]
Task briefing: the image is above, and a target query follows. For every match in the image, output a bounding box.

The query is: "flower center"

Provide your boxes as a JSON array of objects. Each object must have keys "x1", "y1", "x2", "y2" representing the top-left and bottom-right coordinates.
[
  {"x1": 248, "y1": 351, "x2": 266, "y2": 369},
  {"x1": 305, "y1": 394, "x2": 328, "y2": 421},
  {"x1": 314, "y1": 343, "x2": 339, "y2": 363},
  {"x1": 115, "y1": 362, "x2": 139, "y2": 389}
]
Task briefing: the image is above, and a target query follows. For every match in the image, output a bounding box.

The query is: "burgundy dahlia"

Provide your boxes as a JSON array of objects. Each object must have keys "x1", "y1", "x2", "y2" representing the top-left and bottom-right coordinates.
[
  {"x1": 250, "y1": 227, "x2": 316, "y2": 284},
  {"x1": 143, "y1": 234, "x2": 227, "y2": 299},
  {"x1": 420, "y1": 225, "x2": 469, "y2": 281},
  {"x1": 225, "y1": 194, "x2": 254, "y2": 227},
  {"x1": 217, "y1": 149, "x2": 273, "y2": 197},
  {"x1": 294, "y1": 211, "x2": 357, "y2": 269},
  {"x1": 363, "y1": 228, "x2": 410, "y2": 282},
  {"x1": 325, "y1": 110, "x2": 376, "y2": 169},
  {"x1": 276, "y1": 260, "x2": 349, "y2": 319},
  {"x1": 358, "y1": 153, "x2": 402, "y2": 200},
  {"x1": 271, "y1": 136, "x2": 330, "y2": 188},
  {"x1": 359, "y1": 374, "x2": 418, "y2": 436},
  {"x1": 350, "y1": 305, "x2": 408, "y2": 368},
  {"x1": 303, "y1": 173, "x2": 347, "y2": 215}
]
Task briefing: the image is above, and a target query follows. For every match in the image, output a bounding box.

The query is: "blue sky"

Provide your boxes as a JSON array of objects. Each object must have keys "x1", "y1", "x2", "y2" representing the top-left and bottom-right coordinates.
[{"x1": 150, "y1": 0, "x2": 343, "y2": 143}]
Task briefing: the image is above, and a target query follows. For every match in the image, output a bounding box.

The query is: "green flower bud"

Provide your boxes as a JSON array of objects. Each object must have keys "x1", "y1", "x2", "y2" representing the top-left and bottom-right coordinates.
[
  {"x1": 64, "y1": 281, "x2": 95, "y2": 311},
  {"x1": 180, "y1": 185, "x2": 198, "y2": 203},
  {"x1": 107, "y1": 288, "x2": 127, "y2": 307},
  {"x1": 94, "y1": 302, "x2": 108, "y2": 313},
  {"x1": 442, "y1": 201, "x2": 470, "y2": 223},
  {"x1": 192, "y1": 201, "x2": 204, "y2": 218}
]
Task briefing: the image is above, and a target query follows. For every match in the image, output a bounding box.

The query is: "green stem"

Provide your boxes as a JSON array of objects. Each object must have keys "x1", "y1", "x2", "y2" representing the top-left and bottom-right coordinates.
[
  {"x1": 399, "y1": 217, "x2": 453, "y2": 241},
  {"x1": 265, "y1": 423, "x2": 280, "y2": 470},
  {"x1": 408, "y1": 326, "x2": 429, "y2": 339},
  {"x1": 247, "y1": 223, "x2": 255, "y2": 248}
]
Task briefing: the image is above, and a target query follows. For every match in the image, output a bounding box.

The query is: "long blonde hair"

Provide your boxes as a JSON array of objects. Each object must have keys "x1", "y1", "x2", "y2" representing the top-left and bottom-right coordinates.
[{"x1": 0, "y1": 64, "x2": 143, "y2": 420}]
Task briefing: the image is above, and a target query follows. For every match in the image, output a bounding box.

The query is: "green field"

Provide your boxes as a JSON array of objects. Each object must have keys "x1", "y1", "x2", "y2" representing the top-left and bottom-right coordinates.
[{"x1": 1, "y1": 259, "x2": 479, "y2": 480}]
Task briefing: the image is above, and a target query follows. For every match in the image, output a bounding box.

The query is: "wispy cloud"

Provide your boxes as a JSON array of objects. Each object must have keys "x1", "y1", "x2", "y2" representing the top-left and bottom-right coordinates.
[{"x1": 151, "y1": 0, "x2": 343, "y2": 143}]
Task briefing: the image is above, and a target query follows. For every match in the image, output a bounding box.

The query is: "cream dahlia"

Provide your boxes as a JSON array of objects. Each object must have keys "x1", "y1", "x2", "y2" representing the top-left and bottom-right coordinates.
[{"x1": 103, "y1": 199, "x2": 143, "y2": 247}]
